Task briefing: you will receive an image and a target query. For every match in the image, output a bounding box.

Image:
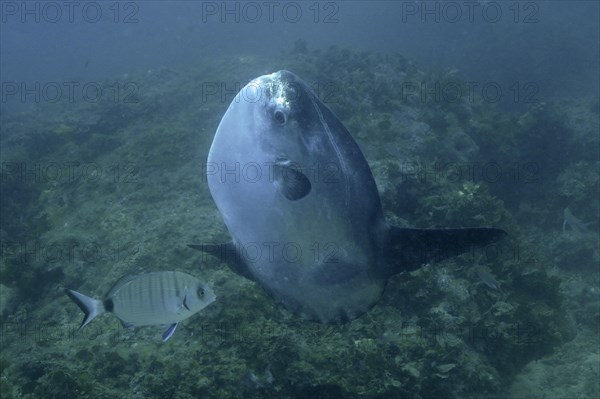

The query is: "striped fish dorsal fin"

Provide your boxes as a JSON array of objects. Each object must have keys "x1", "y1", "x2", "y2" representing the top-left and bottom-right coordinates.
[{"x1": 104, "y1": 274, "x2": 140, "y2": 298}]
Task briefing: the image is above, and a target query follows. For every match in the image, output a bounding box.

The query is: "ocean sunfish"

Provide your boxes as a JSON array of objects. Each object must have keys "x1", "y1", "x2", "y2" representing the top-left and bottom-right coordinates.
[
  {"x1": 66, "y1": 271, "x2": 215, "y2": 341},
  {"x1": 191, "y1": 70, "x2": 505, "y2": 323}
]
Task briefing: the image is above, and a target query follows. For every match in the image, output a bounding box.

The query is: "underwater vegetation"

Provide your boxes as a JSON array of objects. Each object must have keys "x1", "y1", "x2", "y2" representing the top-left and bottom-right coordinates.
[{"x1": 0, "y1": 45, "x2": 597, "y2": 398}]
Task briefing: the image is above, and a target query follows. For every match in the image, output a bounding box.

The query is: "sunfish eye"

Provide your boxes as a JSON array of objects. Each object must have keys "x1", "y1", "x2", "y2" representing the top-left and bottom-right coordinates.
[
  {"x1": 273, "y1": 109, "x2": 287, "y2": 125},
  {"x1": 197, "y1": 287, "x2": 205, "y2": 298}
]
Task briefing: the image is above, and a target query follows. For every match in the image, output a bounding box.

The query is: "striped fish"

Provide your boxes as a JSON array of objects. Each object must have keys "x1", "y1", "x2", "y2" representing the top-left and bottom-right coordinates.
[{"x1": 66, "y1": 271, "x2": 215, "y2": 342}]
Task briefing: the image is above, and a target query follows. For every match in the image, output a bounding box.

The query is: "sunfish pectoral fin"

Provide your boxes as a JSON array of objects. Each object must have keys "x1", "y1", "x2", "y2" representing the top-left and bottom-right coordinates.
[
  {"x1": 273, "y1": 164, "x2": 311, "y2": 201},
  {"x1": 386, "y1": 227, "x2": 508, "y2": 274},
  {"x1": 162, "y1": 323, "x2": 178, "y2": 342},
  {"x1": 65, "y1": 289, "x2": 105, "y2": 330},
  {"x1": 187, "y1": 242, "x2": 256, "y2": 281}
]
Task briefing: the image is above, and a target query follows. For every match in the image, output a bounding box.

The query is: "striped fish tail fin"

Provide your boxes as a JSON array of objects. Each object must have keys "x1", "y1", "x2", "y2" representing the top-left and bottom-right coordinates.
[{"x1": 65, "y1": 289, "x2": 105, "y2": 329}]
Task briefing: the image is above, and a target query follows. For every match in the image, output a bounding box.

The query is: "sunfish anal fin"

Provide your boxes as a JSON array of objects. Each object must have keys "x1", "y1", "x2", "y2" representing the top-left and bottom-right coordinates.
[{"x1": 386, "y1": 227, "x2": 508, "y2": 274}]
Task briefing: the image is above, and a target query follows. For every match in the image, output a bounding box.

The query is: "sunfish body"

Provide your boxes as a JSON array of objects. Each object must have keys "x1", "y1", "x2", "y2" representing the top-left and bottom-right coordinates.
[
  {"x1": 193, "y1": 70, "x2": 505, "y2": 323},
  {"x1": 66, "y1": 271, "x2": 215, "y2": 341}
]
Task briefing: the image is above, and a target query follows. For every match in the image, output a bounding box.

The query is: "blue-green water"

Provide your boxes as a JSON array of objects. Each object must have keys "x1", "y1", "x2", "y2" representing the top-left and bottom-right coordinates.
[{"x1": 1, "y1": 2, "x2": 599, "y2": 399}]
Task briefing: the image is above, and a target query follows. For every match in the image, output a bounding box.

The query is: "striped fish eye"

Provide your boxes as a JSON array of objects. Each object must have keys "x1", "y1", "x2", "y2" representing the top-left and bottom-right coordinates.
[{"x1": 197, "y1": 287, "x2": 205, "y2": 298}]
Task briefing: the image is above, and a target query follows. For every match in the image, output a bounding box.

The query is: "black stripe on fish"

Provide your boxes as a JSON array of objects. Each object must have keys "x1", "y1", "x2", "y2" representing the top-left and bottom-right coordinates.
[
  {"x1": 127, "y1": 281, "x2": 133, "y2": 306},
  {"x1": 159, "y1": 273, "x2": 166, "y2": 310},
  {"x1": 147, "y1": 273, "x2": 152, "y2": 308},
  {"x1": 174, "y1": 272, "x2": 181, "y2": 297},
  {"x1": 104, "y1": 298, "x2": 114, "y2": 312}
]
